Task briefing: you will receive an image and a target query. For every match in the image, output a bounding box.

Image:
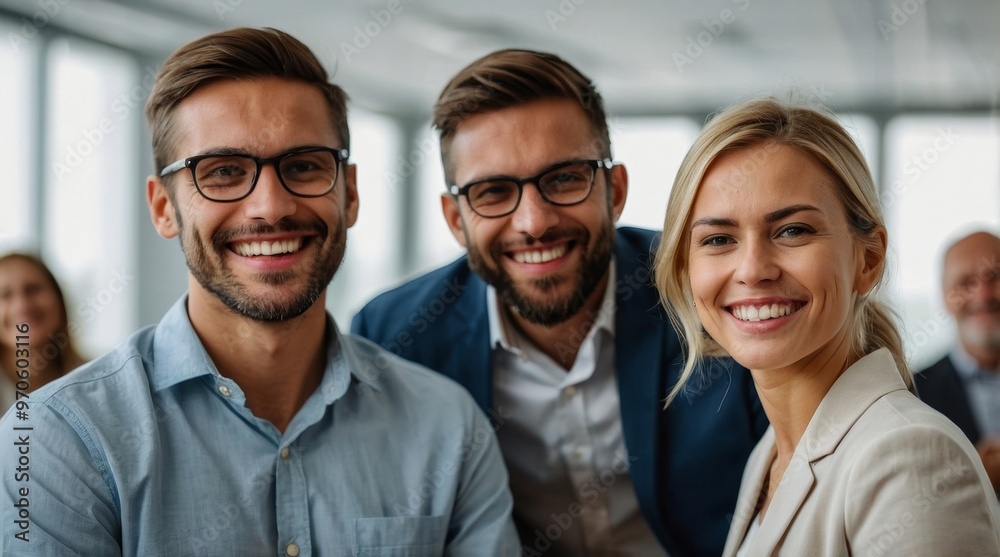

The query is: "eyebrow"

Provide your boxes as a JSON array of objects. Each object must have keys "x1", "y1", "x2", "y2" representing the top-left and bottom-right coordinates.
[
  {"x1": 690, "y1": 204, "x2": 821, "y2": 229},
  {"x1": 195, "y1": 145, "x2": 328, "y2": 158}
]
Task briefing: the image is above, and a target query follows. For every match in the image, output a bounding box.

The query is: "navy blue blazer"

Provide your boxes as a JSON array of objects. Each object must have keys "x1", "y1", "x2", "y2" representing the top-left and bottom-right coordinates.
[
  {"x1": 915, "y1": 355, "x2": 982, "y2": 445},
  {"x1": 351, "y1": 226, "x2": 768, "y2": 556}
]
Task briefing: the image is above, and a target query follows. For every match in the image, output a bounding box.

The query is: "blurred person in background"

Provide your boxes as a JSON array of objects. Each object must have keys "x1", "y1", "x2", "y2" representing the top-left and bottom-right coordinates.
[
  {"x1": 917, "y1": 230, "x2": 1000, "y2": 493},
  {"x1": 0, "y1": 252, "x2": 86, "y2": 413}
]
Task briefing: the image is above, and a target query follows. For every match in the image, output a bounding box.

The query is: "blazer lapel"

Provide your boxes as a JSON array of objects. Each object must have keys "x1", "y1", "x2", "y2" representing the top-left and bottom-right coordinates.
[
  {"x1": 443, "y1": 264, "x2": 494, "y2": 411},
  {"x1": 752, "y1": 442, "x2": 817, "y2": 554},
  {"x1": 751, "y1": 349, "x2": 906, "y2": 555},
  {"x1": 723, "y1": 429, "x2": 775, "y2": 556}
]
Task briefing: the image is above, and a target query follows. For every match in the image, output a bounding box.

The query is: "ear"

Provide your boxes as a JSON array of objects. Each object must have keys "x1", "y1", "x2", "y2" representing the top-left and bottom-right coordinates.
[
  {"x1": 855, "y1": 227, "x2": 887, "y2": 296},
  {"x1": 609, "y1": 163, "x2": 628, "y2": 222},
  {"x1": 147, "y1": 176, "x2": 179, "y2": 239},
  {"x1": 440, "y1": 193, "x2": 468, "y2": 248},
  {"x1": 342, "y1": 163, "x2": 359, "y2": 228}
]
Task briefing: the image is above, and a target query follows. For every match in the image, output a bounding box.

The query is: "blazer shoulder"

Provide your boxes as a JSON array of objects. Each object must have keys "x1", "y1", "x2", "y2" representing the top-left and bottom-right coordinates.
[{"x1": 352, "y1": 257, "x2": 481, "y2": 333}]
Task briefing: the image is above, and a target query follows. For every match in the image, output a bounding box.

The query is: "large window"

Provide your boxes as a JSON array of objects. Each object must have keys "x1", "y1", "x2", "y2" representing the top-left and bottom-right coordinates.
[
  {"x1": 0, "y1": 20, "x2": 36, "y2": 252},
  {"x1": 0, "y1": 23, "x2": 142, "y2": 359},
  {"x1": 883, "y1": 115, "x2": 1000, "y2": 369},
  {"x1": 611, "y1": 117, "x2": 701, "y2": 230},
  {"x1": 328, "y1": 108, "x2": 403, "y2": 325},
  {"x1": 44, "y1": 37, "x2": 139, "y2": 357}
]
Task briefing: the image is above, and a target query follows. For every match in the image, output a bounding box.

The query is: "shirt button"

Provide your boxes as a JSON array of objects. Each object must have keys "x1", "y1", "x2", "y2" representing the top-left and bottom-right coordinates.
[
  {"x1": 280, "y1": 447, "x2": 290, "y2": 459},
  {"x1": 285, "y1": 542, "x2": 300, "y2": 556},
  {"x1": 563, "y1": 386, "x2": 576, "y2": 398},
  {"x1": 218, "y1": 385, "x2": 232, "y2": 397},
  {"x1": 571, "y1": 448, "x2": 583, "y2": 461}
]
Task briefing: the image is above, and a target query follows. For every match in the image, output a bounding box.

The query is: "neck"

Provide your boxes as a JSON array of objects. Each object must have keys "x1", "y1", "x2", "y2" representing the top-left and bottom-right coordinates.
[
  {"x1": 187, "y1": 286, "x2": 328, "y2": 434},
  {"x1": 506, "y1": 272, "x2": 611, "y2": 370},
  {"x1": 752, "y1": 342, "x2": 855, "y2": 465}
]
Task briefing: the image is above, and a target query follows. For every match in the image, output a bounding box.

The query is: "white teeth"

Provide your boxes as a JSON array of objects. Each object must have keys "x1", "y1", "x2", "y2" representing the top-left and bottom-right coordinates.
[
  {"x1": 513, "y1": 244, "x2": 567, "y2": 264},
  {"x1": 732, "y1": 303, "x2": 796, "y2": 322},
  {"x1": 232, "y1": 238, "x2": 302, "y2": 257}
]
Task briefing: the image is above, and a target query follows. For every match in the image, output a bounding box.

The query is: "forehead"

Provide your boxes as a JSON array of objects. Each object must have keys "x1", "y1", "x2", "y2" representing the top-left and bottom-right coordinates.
[
  {"x1": 695, "y1": 142, "x2": 841, "y2": 213},
  {"x1": 0, "y1": 259, "x2": 50, "y2": 287},
  {"x1": 172, "y1": 77, "x2": 340, "y2": 156},
  {"x1": 447, "y1": 98, "x2": 598, "y2": 182},
  {"x1": 945, "y1": 235, "x2": 1000, "y2": 275}
]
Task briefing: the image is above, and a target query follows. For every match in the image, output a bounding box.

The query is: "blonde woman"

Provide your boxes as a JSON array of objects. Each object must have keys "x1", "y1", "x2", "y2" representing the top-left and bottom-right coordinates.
[{"x1": 655, "y1": 99, "x2": 1000, "y2": 555}]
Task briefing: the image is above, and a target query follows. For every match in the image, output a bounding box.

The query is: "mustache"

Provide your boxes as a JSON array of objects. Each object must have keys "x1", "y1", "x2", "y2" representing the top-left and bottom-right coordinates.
[
  {"x1": 969, "y1": 299, "x2": 1000, "y2": 313},
  {"x1": 211, "y1": 219, "x2": 328, "y2": 251},
  {"x1": 494, "y1": 229, "x2": 587, "y2": 252}
]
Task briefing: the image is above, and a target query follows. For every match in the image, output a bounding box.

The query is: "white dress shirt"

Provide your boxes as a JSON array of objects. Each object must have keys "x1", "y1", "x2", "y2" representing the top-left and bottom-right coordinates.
[
  {"x1": 951, "y1": 348, "x2": 1000, "y2": 438},
  {"x1": 488, "y1": 263, "x2": 667, "y2": 556}
]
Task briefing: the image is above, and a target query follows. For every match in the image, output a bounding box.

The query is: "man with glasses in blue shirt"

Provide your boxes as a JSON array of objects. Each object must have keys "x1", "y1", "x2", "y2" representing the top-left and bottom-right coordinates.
[
  {"x1": 1, "y1": 27, "x2": 517, "y2": 556},
  {"x1": 352, "y1": 49, "x2": 768, "y2": 556}
]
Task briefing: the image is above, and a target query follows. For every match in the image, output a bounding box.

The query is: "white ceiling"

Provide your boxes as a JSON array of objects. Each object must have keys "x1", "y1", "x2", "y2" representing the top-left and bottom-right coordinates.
[{"x1": 2, "y1": 0, "x2": 998, "y2": 118}]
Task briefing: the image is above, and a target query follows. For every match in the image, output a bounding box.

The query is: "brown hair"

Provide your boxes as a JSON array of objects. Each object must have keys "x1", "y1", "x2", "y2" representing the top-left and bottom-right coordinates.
[
  {"x1": 0, "y1": 253, "x2": 85, "y2": 377},
  {"x1": 432, "y1": 48, "x2": 611, "y2": 184},
  {"x1": 145, "y1": 27, "x2": 349, "y2": 174},
  {"x1": 654, "y1": 98, "x2": 912, "y2": 405}
]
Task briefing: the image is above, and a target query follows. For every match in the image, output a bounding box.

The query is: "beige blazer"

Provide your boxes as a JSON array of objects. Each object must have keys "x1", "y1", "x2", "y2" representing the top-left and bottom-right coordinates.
[{"x1": 724, "y1": 348, "x2": 1000, "y2": 556}]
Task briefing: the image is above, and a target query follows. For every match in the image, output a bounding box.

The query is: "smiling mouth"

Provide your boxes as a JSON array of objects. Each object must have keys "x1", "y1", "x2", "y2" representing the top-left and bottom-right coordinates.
[
  {"x1": 231, "y1": 238, "x2": 304, "y2": 257},
  {"x1": 509, "y1": 242, "x2": 573, "y2": 265},
  {"x1": 729, "y1": 302, "x2": 804, "y2": 322}
]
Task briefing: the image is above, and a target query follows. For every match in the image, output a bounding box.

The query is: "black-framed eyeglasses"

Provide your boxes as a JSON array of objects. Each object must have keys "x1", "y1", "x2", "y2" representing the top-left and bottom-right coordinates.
[
  {"x1": 448, "y1": 159, "x2": 614, "y2": 218},
  {"x1": 159, "y1": 146, "x2": 350, "y2": 202}
]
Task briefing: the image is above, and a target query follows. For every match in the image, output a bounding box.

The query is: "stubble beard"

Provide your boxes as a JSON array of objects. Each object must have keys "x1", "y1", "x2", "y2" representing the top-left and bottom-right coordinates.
[
  {"x1": 179, "y1": 215, "x2": 346, "y2": 323},
  {"x1": 466, "y1": 222, "x2": 614, "y2": 327}
]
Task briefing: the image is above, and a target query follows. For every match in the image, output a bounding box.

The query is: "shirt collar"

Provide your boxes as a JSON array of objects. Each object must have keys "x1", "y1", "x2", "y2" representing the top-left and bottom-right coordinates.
[
  {"x1": 150, "y1": 295, "x2": 380, "y2": 399},
  {"x1": 950, "y1": 346, "x2": 998, "y2": 379},
  {"x1": 486, "y1": 259, "x2": 617, "y2": 354}
]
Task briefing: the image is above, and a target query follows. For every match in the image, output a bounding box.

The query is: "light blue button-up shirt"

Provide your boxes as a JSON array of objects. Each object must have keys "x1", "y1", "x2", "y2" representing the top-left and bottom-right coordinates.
[{"x1": 1, "y1": 297, "x2": 518, "y2": 556}]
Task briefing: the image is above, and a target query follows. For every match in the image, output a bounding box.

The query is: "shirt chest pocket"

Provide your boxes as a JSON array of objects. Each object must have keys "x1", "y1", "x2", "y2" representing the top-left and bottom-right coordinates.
[{"x1": 353, "y1": 515, "x2": 448, "y2": 557}]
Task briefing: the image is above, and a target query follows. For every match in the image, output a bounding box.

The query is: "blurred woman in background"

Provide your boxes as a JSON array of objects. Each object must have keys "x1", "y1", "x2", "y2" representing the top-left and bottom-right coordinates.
[{"x1": 0, "y1": 253, "x2": 86, "y2": 413}]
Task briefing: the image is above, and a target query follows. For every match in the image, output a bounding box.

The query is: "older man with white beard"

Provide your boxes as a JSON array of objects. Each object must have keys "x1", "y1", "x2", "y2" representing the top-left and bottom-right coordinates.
[{"x1": 918, "y1": 230, "x2": 1000, "y2": 493}]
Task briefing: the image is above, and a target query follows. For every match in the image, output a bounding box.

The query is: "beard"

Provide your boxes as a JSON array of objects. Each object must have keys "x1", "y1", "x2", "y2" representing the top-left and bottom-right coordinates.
[
  {"x1": 178, "y1": 213, "x2": 346, "y2": 323},
  {"x1": 958, "y1": 317, "x2": 1000, "y2": 353},
  {"x1": 465, "y1": 221, "x2": 614, "y2": 327}
]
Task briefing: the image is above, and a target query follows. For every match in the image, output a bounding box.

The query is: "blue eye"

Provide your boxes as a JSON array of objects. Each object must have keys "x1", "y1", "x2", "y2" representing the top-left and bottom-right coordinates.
[
  {"x1": 702, "y1": 235, "x2": 731, "y2": 246},
  {"x1": 778, "y1": 225, "x2": 811, "y2": 238}
]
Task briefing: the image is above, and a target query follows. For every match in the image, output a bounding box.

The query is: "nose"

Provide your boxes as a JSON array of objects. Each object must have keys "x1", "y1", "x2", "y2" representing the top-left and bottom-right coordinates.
[
  {"x1": 509, "y1": 183, "x2": 559, "y2": 239},
  {"x1": 971, "y1": 272, "x2": 1000, "y2": 305},
  {"x1": 732, "y1": 238, "x2": 780, "y2": 286},
  {"x1": 242, "y1": 164, "x2": 298, "y2": 225}
]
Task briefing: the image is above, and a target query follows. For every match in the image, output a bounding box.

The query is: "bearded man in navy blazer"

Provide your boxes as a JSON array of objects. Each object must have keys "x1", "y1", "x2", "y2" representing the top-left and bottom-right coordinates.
[{"x1": 352, "y1": 49, "x2": 768, "y2": 557}]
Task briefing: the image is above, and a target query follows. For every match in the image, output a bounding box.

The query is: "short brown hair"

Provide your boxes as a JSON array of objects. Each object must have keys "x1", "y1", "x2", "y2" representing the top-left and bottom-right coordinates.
[
  {"x1": 145, "y1": 27, "x2": 349, "y2": 174},
  {"x1": 433, "y1": 49, "x2": 611, "y2": 184}
]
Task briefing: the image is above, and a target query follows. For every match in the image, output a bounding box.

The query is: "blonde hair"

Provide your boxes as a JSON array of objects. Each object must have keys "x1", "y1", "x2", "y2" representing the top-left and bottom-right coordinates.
[{"x1": 654, "y1": 98, "x2": 912, "y2": 406}]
